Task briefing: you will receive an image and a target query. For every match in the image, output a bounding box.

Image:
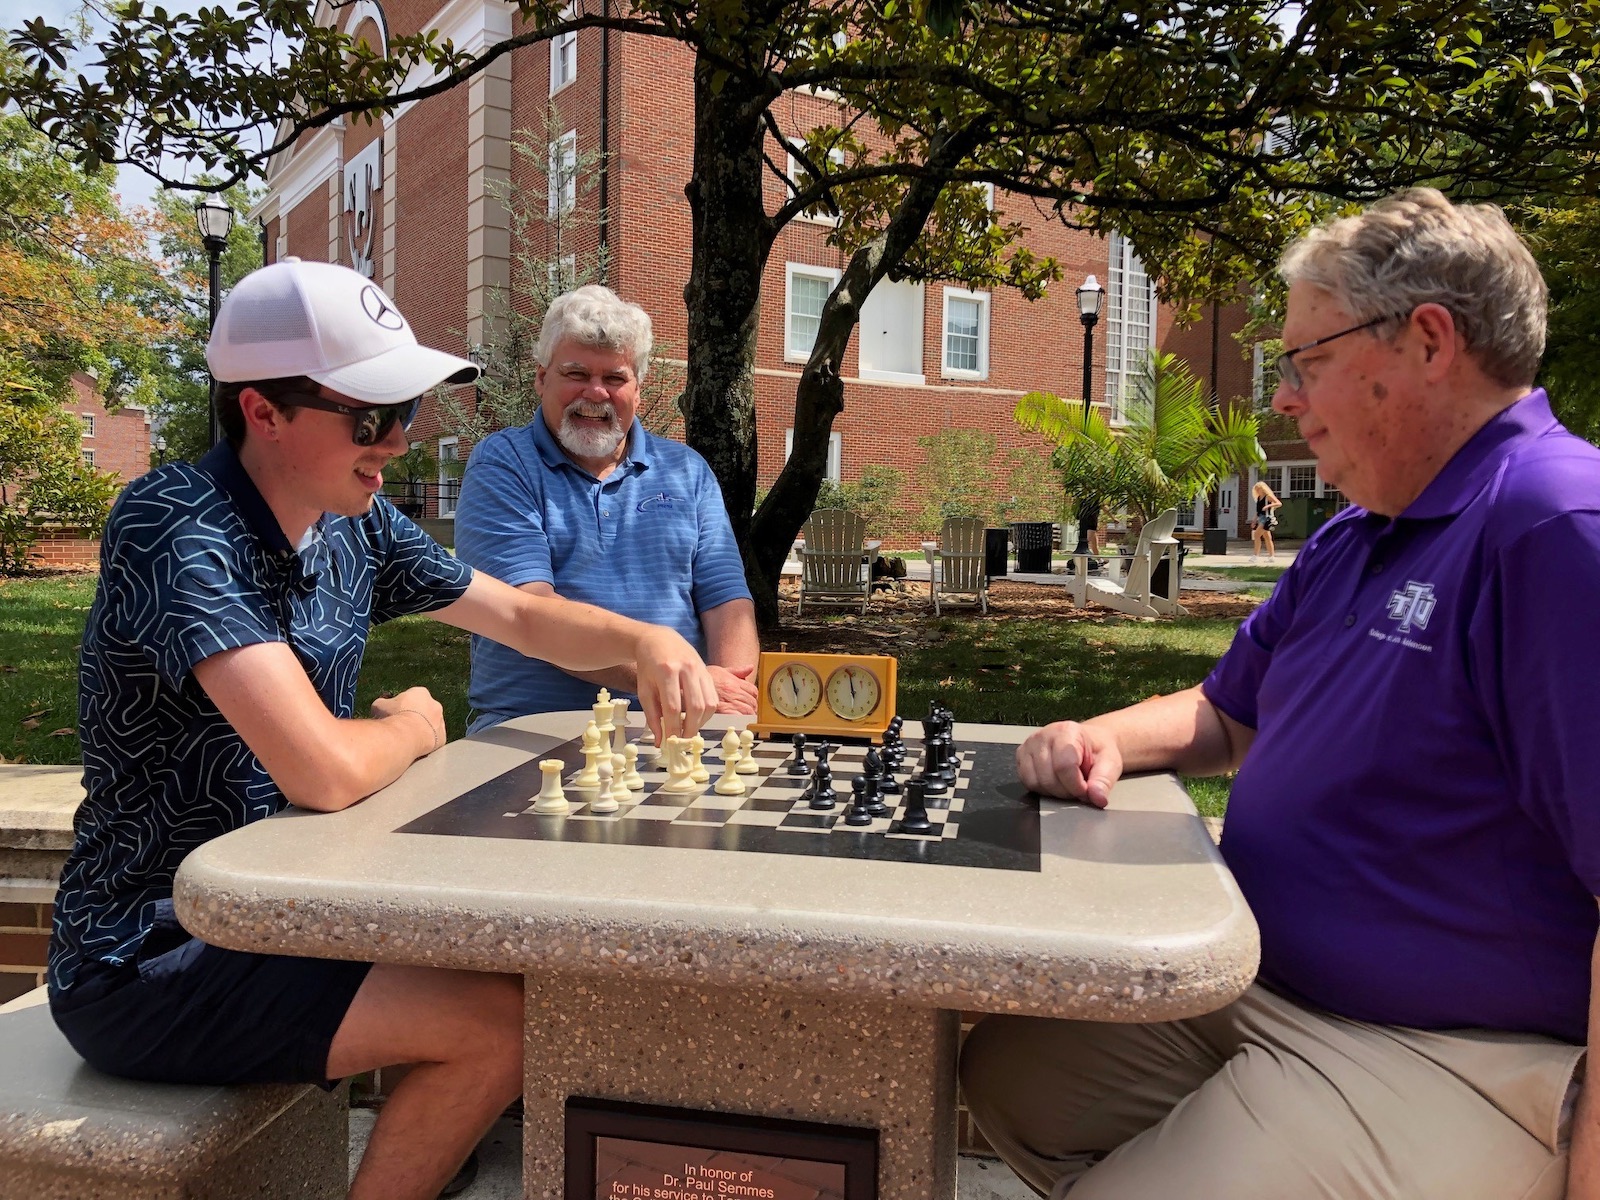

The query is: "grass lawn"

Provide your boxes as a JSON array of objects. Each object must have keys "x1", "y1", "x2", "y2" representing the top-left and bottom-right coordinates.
[
  {"x1": 0, "y1": 571, "x2": 1242, "y2": 816},
  {"x1": 1190, "y1": 562, "x2": 1290, "y2": 584}
]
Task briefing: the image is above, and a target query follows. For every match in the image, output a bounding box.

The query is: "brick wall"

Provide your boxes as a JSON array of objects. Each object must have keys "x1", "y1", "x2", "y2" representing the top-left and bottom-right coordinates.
[
  {"x1": 68, "y1": 373, "x2": 150, "y2": 485},
  {"x1": 0, "y1": 902, "x2": 50, "y2": 1005},
  {"x1": 26, "y1": 528, "x2": 100, "y2": 569}
]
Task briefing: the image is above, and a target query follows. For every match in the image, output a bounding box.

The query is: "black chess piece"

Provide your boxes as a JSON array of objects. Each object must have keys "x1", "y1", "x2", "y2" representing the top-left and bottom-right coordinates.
[
  {"x1": 861, "y1": 751, "x2": 891, "y2": 817},
  {"x1": 787, "y1": 732, "x2": 810, "y2": 776},
  {"x1": 936, "y1": 732, "x2": 959, "y2": 787},
  {"x1": 808, "y1": 754, "x2": 837, "y2": 809},
  {"x1": 920, "y1": 736, "x2": 949, "y2": 795},
  {"x1": 845, "y1": 775, "x2": 874, "y2": 825},
  {"x1": 895, "y1": 777, "x2": 936, "y2": 835}
]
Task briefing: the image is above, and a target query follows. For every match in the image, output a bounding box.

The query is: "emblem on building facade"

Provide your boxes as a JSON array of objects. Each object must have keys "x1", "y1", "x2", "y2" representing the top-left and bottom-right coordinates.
[{"x1": 343, "y1": 139, "x2": 383, "y2": 278}]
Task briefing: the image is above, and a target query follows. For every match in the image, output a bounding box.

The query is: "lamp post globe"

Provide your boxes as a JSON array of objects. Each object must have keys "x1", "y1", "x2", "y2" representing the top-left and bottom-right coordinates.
[
  {"x1": 194, "y1": 198, "x2": 236, "y2": 449},
  {"x1": 1072, "y1": 274, "x2": 1105, "y2": 556}
]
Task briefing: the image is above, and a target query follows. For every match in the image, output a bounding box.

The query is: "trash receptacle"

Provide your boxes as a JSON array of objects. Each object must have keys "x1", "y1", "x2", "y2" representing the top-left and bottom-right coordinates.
[
  {"x1": 1202, "y1": 526, "x2": 1229, "y2": 556},
  {"x1": 1277, "y1": 496, "x2": 1336, "y2": 539},
  {"x1": 1011, "y1": 521, "x2": 1053, "y2": 573},
  {"x1": 984, "y1": 527, "x2": 1009, "y2": 578},
  {"x1": 1151, "y1": 543, "x2": 1189, "y2": 598}
]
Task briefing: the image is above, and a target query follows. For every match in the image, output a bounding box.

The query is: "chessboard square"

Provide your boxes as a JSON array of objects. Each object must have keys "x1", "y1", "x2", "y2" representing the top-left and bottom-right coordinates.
[
  {"x1": 743, "y1": 796, "x2": 799, "y2": 813},
  {"x1": 725, "y1": 808, "x2": 787, "y2": 826},
  {"x1": 636, "y1": 793, "x2": 697, "y2": 807},
  {"x1": 683, "y1": 792, "x2": 748, "y2": 810},
  {"x1": 759, "y1": 776, "x2": 808, "y2": 792},
  {"x1": 673, "y1": 807, "x2": 733, "y2": 825},
  {"x1": 778, "y1": 813, "x2": 836, "y2": 831},
  {"x1": 621, "y1": 805, "x2": 682, "y2": 821}
]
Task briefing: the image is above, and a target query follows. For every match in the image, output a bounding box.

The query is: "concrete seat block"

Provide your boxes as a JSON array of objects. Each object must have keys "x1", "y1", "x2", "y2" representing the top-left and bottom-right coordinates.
[{"x1": 0, "y1": 1004, "x2": 346, "y2": 1199}]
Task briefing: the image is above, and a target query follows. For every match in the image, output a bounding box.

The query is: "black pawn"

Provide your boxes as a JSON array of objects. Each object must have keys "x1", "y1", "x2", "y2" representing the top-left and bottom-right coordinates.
[
  {"x1": 845, "y1": 775, "x2": 874, "y2": 825},
  {"x1": 895, "y1": 777, "x2": 936, "y2": 835},
  {"x1": 787, "y1": 732, "x2": 810, "y2": 776}
]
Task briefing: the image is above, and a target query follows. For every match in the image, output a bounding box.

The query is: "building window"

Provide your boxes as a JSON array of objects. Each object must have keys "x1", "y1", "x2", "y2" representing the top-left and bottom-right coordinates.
[
  {"x1": 857, "y1": 279, "x2": 924, "y2": 383},
  {"x1": 80, "y1": 413, "x2": 95, "y2": 438},
  {"x1": 941, "y1": 287, "x2": 989, "y2": 379},
  {"x1": 81, "y1": 447, "x2": 95, "y2": 466},
  {"x1": 1105, "y1": 231, "x2": 1156, "y2": 423},
  {"x1": 1287, "y1": 464, "x2": 1317, "y2": 497},
  {"x1": 547, "y1": 255, "x2": 578, "y2": 294},
  {"x1": 786, "y1": 141, "x2": 847, "y2": 226},
  {"x1": 547, "y1": 131, "x2": 577, "y2": 218},
  {"x1": 438, "y1": 437, "x2": 460, "y2": 517},
  {"x1": 550, "y1": 6, "x2": 577, "y2": 95},
  {"x1": 784, "y1": 429, "x2": 842, "y2": 483},
  {"x1": 785, "y1": 263, "x2": 840, "y2": 362}
]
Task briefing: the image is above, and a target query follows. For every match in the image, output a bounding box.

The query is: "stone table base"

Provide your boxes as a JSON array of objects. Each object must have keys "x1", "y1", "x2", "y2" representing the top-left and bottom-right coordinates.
[{"x1": 522, "y1": 976, "x2": 959, "y2": 1199}]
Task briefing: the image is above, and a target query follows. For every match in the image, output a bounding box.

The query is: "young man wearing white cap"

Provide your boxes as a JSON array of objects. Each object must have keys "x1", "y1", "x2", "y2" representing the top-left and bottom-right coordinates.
[{"x1": 47, "y1": 259, "x2": 720, "y2": 1200}]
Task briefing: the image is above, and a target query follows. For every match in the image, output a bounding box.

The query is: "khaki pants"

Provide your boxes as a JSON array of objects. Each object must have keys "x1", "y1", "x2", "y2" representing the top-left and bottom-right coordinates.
[{"x1": 960, "y1": 985, "x2": 1583, "y2": 1200}]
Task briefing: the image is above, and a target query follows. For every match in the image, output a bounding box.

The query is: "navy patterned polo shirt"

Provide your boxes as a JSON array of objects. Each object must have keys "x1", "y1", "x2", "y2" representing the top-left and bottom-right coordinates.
[{"x1": 49, "y1": 443, "x2": 473, "y2": 995}]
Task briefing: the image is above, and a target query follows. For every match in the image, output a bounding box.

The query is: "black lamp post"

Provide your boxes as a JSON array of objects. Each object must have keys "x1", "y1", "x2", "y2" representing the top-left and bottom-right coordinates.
[
  {"x1": 195, "y1": 198, "x2": 236, "y2": 448},
  {"x1": 1072, "y1": 274, "x2": 1105, "y2": 557},
  {"x1": 153, "y1": 434, "x2": 167, "y2": 467}
]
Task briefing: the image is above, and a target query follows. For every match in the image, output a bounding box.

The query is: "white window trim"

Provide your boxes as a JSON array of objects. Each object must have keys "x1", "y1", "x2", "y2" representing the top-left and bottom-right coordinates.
[
  {"x1": 437, "y1": 437, "x2": 460, "y2": 517},
  {"x1": 941, "y1": 287, "x2": 990, "y2": 380},
  {"x1": 547, "y1": 130, "x2": 577, "y2": 219},
  {"x1": 547, "y1": 254, "x2": 578, "y2": 293},
  {"x1": 1105, "y1": 232, "x2": 1157, "y2": 426},
  {"x1": 80, "y1": 413, "x2": 95, "y2": 438},
  {"x1": 784, "y1": 262, "x2": 841, "y2": 363},
  {"x1": 549, "y1": 5, "x2": 576, "y2": 95},
  {"x1": 81, "y1": 447, "x2": 95, "y2": 466},
  {"x1": 786, "y1": 142, "x2": 847, "y2": 227},
  {"x1": 784, "y1": 429, "x2": 842, "y2": 483}
]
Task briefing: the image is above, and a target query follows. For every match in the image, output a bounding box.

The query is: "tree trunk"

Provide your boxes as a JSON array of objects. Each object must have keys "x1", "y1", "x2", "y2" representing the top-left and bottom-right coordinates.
[{"x1": 680, "y1": 58, "x2": 777, "y2": 622}]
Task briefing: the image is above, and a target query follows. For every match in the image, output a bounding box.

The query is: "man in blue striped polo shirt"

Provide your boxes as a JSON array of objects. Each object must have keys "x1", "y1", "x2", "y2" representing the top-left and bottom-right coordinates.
[{"x1": 456, "y1": 286, "x2": 758, "y2": 731}]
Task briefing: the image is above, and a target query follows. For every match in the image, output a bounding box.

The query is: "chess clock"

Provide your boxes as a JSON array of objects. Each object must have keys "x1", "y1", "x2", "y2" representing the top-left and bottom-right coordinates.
[{"x1": 754, "y1": 651, "x2": 898, "y2": 743}]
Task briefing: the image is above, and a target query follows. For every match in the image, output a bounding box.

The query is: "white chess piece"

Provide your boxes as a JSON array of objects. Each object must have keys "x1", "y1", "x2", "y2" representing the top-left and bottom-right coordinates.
[
  {"x1": 574, "y1": 722, "x2": 603, "y2": 788},
  {"x1": 593, "y1": 692, "x2": 615, "y2": 743},
  {"x1": 689, "y1": 733, "x2": 709, "y2": 783},
  {"x1": 610, "y1": 697, "x2": 630, "y2": 758},
  {"x1": 714, "y1": 729, "x2": 746, "y2": 795},
  {"x1": 534, "y1": 759, "x2": 569, "y2": 814},
  {"x1": 622, "y1": 743, "x2": 644, "y2": 790},
  {"x1": 735, "y1": 728, "x2": 759, "y2": 774},
  {"x1": 661, "y1": 736, "x2": 698, "y2": 792},
  {"x1": 591, "y1": 754, "x2": 620, "y2": 813}
]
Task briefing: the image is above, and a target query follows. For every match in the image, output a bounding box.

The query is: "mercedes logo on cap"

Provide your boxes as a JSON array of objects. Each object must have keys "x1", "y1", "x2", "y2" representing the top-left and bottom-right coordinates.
[{"x1": 360, "y1": 285, "x2": 406, "y2": 331}]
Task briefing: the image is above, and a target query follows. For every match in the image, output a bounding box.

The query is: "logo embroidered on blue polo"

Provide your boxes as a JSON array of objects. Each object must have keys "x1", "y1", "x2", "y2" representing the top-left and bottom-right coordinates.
[
  {"x1": 636, "y1": 492, "x2": 679, "y2": 512},
  {"x1": 1386, "y1": 581, "x2": 1437, "y2": 633}
]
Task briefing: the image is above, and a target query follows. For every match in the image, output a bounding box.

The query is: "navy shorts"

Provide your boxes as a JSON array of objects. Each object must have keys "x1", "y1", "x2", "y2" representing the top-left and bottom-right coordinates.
[{"x1": 51, "y1": 900, "x2": 372, "y2": 1088}]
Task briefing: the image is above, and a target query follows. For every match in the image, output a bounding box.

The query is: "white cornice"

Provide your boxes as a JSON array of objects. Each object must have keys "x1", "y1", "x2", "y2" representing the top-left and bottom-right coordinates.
[
  {"x1": 263, "y1": 125, "x2": 341, "y2": 217},
  {"x1": 389, "y1": 0, "x2": 515, "y2": 126}
]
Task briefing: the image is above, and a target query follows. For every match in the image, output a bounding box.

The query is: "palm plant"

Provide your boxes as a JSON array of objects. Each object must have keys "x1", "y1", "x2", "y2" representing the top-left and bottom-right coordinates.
[{"x1": 1014, "y1": 349, "x2": 1265, "y2": 524}]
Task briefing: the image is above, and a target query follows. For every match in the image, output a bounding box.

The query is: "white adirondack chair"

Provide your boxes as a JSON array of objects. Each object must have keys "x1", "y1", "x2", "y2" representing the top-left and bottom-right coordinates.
[
  {"x1": 797, "y1": 509, "x2": 872, "y2": 615},
  {"x1": 923, "y1": 516, "x2": 988, "y2": 615},
  {"x1": 1068, "y1": 508, "x2": 1187, "y2": 618}
]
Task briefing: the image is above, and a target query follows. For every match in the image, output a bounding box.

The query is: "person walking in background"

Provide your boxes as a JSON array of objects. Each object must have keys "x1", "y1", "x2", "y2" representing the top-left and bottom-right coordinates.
[{"x1": 1250, "y1": 479, "x2": 1282, "y2": 561}]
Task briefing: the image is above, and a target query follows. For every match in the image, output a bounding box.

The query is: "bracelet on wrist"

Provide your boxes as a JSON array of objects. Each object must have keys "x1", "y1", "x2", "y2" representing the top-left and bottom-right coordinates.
[{"x1": 395, "y1": 707, "x2": 441, "y2": 753}]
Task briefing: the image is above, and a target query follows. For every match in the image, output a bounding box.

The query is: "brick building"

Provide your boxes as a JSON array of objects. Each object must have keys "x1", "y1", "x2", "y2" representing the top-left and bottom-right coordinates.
[{"x1": 253, "y1": 0, "x2": 1294, "y2": 542}]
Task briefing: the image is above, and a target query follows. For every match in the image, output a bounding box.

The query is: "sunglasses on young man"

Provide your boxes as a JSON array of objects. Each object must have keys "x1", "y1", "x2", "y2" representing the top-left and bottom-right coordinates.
[{"x1": 274, "y1": 391, "x2": 423, "y2": 447}]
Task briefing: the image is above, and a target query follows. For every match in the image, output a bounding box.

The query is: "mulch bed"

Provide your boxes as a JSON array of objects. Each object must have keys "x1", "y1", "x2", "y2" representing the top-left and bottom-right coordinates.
[{"x1": 768, "y1": 579, "x2": 1262, "y2": 653}]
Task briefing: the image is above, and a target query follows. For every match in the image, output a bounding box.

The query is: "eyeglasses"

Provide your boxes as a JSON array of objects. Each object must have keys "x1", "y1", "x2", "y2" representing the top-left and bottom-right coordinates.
[
  {"x1": 273, "y1": 391, "x2": 421, "y2": 447},
  {"x1": 1272, "y1": 314, "x2": 1403, "y2": 393}
]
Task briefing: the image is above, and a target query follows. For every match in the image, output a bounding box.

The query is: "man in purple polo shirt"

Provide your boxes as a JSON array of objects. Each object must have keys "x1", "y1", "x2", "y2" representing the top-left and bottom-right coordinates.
[{"x1": 962, "y1": 188, "x2": 1600, "y2": 1200}]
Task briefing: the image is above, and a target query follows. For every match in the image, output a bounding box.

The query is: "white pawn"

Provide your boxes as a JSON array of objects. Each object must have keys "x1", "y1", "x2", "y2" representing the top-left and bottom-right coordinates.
[
  {"x1": 714, "y1": 729, "x2": 746, "y2": 795},
  {"x1": 610, "y1": 697, "x2": 630, "y2": 758},
  {"x1": 591, "y1": 754, "x2": 619, "y2": 813},
  {"x1": 574, "y1": 721, "x2": 603, "y2": 788},
  {"x1": 622, "y1": 743, "x2": 645, "y2": 790},
  {"x1": 735, "y1": 728, "x2": 759, "y2": 775},
  {"x1": 534, "y1": 759, "x2": 569, "y2": 814},
  {"x1": 689, "y1": 733, "x2": 710, "y2": 783}
]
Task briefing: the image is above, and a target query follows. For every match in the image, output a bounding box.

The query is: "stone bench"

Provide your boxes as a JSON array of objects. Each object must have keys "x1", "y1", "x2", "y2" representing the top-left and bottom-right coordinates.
[{"x1": 0, "y1": 989, "x2": 347, "y2": 1199}]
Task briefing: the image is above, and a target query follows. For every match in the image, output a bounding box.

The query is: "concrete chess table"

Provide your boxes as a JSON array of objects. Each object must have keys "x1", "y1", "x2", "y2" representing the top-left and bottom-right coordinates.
[{"x1": 174, "y1": 713, "x2": 1258, "y2": 1199}]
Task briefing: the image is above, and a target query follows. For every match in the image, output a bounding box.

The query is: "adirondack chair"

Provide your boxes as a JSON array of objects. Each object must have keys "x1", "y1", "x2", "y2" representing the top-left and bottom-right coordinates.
[
  {"x1": 797, "y1": 509, "x2": 872, "y2": 615},
  {"x1": 1068, "y1": 508, "x2": 1187, "y2": 618},
  {"x1": 924, "y1": 516, "x2": 988, "y2": 615}
]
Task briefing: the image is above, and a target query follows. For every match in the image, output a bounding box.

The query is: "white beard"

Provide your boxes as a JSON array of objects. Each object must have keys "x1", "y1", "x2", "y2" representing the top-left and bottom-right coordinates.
[{"x1": 556, "y1": 403, "x2": 626, "y2": 461}]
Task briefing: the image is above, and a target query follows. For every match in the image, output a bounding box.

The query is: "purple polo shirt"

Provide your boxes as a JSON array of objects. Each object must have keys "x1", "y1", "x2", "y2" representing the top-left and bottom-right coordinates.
[{"x1": 1204, "y1": 391, "x2": 1600, "y2": 1043}]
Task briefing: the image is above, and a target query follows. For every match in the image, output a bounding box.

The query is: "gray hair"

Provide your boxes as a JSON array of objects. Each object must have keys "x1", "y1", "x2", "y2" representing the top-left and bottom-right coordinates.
[
  {"x1": 536, "y1": 285, "x2": 653, "y2": 381},
  {"x1": 1278, "y1": 188, "x2": 1546, "y2": 388}
]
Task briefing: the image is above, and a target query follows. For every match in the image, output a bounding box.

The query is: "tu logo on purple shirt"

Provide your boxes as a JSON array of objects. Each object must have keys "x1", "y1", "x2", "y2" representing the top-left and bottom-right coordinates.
[{"x1": 1386, "y1": 581, "x2": 1437, "y2": 633}]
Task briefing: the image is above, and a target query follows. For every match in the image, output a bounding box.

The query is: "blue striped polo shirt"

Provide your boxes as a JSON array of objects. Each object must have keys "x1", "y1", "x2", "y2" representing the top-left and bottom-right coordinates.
[
  {"x1": 455, "y1": 416, "x2": 751, "y2": 729},
  {"x1": 50, "y1": 443, "x2": 473, "y2": 995}
]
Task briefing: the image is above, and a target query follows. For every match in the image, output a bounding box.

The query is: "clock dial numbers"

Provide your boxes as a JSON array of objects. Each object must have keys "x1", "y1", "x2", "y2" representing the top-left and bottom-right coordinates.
[
  {"x1": 767, "y1": 662, "x2": 823, "y2": 718},
  {"x1": 825, "y1": 664, "x2": 882, "y2": 722}
]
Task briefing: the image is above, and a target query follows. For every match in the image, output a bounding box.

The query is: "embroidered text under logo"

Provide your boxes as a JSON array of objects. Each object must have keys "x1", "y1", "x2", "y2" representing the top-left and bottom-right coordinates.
[{"x1": 1386, "y1": 581, "x2": 1437, "y2": 634}]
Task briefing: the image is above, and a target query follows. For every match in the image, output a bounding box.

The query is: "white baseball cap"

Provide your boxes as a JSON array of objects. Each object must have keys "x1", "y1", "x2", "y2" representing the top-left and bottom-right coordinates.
[{"x1": 205, "y1": 258, "x2": 479, "y2": 405}]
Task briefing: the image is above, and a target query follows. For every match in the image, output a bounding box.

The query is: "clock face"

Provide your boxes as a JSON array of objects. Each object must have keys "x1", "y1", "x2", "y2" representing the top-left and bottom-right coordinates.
[
  {"x1": 767, "y1": 662, "x2": 823, "y2": 719},
  {"x1": 825, "y1": 664, "x2": 882, "y2": 722}
]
